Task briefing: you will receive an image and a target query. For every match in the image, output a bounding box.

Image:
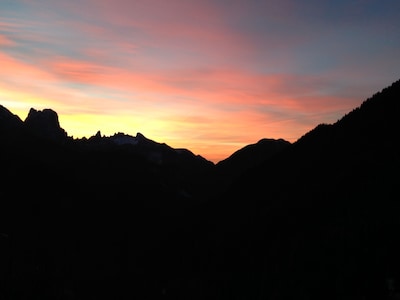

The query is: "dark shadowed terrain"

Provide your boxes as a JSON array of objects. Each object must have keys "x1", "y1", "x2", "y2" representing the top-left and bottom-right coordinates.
[{"x1": 1, "y1": 79, "x2": 400, "y2": 299}]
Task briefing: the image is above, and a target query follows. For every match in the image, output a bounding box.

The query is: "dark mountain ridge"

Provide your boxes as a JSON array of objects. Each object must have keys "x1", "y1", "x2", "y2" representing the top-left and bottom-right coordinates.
[
  {"x1": 205, "y1": 79, "x2": 400, "y2": 299},
  {"x1": 1, "y1": 79, "x2": 400, "y2": 299},
  {"x1": 0, "y1": 105, "x2": 212, "y2": 166}
]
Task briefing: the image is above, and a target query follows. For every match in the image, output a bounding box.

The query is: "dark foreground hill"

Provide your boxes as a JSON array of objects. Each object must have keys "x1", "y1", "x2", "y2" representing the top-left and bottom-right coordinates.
[
  {"x1": 204, "y1": 79, "x2": 400, "y2": 299},
  {"x1": 1, "y1": 79, "x2": 400, "y2": 299}
]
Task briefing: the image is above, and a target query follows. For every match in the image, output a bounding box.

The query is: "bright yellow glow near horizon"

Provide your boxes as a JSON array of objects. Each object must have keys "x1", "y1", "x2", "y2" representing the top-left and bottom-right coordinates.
[
  {"x1": 2, "y1": 102, "x2": 253, "y2": 163},
  {"x1": 59, "y1": 113, "x2": 245, "y2": 163}
]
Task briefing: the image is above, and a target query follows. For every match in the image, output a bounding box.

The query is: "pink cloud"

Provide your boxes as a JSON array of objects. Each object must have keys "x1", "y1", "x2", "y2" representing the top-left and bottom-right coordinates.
[
  {"x1": 43, "y1": 54, "x2": 357, "y2": 121},
  {"x1": 50, "y1": 0, "x2": 255, "y2": 67},
  {"x1": 0, "y1": 34, "x2": 15, "y2": 46},
  {"x1": 0, "y1": 52, "x2": 56, "y2": 85}
]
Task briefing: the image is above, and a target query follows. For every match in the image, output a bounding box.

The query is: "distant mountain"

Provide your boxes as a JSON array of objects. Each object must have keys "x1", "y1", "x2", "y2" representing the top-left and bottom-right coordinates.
[
  {"x1": 81, "y1": 131, "x2": 213, "y2": 168},
  {"x1": 211, "y1": 138, "x2": 291, "y2": 194},
  {"x1": 216, "y1": 137, "x2": 290, "y2": 175},
  {"x1": 217, "y1": 138, "x2": 290, "y2": 170}
]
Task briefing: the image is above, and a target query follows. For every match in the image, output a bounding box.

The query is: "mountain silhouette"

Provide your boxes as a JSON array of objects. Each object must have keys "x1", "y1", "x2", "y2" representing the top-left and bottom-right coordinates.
[
  {"x1": 209, "y1": 138, "x2": 292, "y2": 196},
  {"x1": 216, "y1": 138, "x2": 291, "y2": 184},
  {"x1": 24, "y1": 108, "x2": 68, "y2": 142},
  {"x1": 1, "y1": 78, "x2": 400, "y2": 299},
  {"x1": 217, "y1": 138, "x2": 290, "y2": 170},
  {"x1": 206, "y1": 78, "x2": 400, "y2": 299}
]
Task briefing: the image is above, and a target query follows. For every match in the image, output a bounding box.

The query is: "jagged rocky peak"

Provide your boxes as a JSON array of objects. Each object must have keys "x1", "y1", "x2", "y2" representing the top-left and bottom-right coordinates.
[
  {"x1": 134, "y1": 132, "x2": 159, "y2": 146},
  {"x1": 25, "y1": 108, "x2": 59, "y2": 125},
  {"x1": 109, "y1": 132, "x2": 138, "y2": 145},
  {"x1": 88, "y1": 131, "x2": 153, "y2": 146},
  {"x1": 24, "y1": 107, "x2": 68, "y2": 141},
  {"x1": 135, "y1": 132, "x2": 147, "y2": 141}
]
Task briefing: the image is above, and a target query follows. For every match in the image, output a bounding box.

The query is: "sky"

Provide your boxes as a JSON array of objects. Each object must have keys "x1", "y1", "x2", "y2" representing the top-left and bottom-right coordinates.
[{"x1": 1, "y1": 0, "x2": 399, "y2": 163}]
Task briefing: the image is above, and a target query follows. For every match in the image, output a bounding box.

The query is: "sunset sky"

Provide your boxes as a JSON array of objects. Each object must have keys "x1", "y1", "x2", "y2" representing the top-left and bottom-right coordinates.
[{"x1": 1, "y1": 0, "x2": 399, "y2": 162}]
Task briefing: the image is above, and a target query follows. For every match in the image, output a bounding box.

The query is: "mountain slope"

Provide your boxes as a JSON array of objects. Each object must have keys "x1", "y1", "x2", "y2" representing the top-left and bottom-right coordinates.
[{"x1": 207, "y1": 78, "x2": 400, "y2": 299}]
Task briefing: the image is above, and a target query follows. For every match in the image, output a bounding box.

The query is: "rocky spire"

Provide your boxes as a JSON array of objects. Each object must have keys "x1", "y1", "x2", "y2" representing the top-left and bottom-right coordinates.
[{"x1": 24, "y1": 108, "x2": 68, "y2": 142}]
